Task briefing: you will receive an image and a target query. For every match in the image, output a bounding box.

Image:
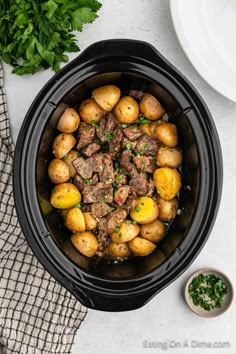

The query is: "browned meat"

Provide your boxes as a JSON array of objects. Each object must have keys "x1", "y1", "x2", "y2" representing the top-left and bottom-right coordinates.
[
  {"x1": 96, "y1": 117, "x2": 107, "y2": 141},
  {"x1": 128, "y1": 89, "x2": 144, "y2": 101},
  {"x1": 107, "y1": 208, "x2": 128, "y2": 234},
  {"x1": 82, "y1": 141, "x2": 101, "y2": 157},
  {"x1": 114, "y1": 185, "x2": 131, "y2": 206},
  {"x1": 133, "y1": 155, "x2": 156, "y2": 173},
  {"x1": 90, "y1": 174, "x2": 99, "y2": 185},
  {"x1": 81, "y1": 204, "x2": 91, "y2": 212},
  {"x1": 82, "y1": 183, "x2": 113, "y2": 203},
  {"x1": 126, "y1": 190, "x2": 138, "y2": 211},
  {"x1": 97, "y1": 217, "x2": 109, "y2": 238},
  {"x1": 116, "y1": 174, "x2": 127, "y2": 187},
  {"x1": 77, "y1": 122, "x2": 95, "y2": 150},
  {"x1": 123, "y1": 126, "x2": 143, "y2": 141},
  {"x1": 129, "y1": 177, "x2": 148, "y2": 196},
  {"x1": 96, "y1": 113, "x2": 117, "y2": 142},
  {"x1": 73, "y1": 174, "x2": 86, "y2": 191},
  {"x1": 136, "y1": 134, "x2": 158, "y2": 156},
  {"x1": 105, "y1": 112, "x2": 117, "y2": 134},
  {"x1": 120, "y1": 150, "x2": 139, "y2": 178},
  {"x1": 91, "y1": 203, "x2": 114, "y2": 218},
  {"x1": 73, "y1": 157, "x2": 93, "y2": 179},
  {"x1": 122, "y1": 136, "x2": 137, "y2": 150},
  {"x1": 109, "y1": 125, "x2": 123, "y2": 155},
  {"x1": 87, "y1": 153, "x2": 104, "y2": 174},
  {"x1": 146, "y1": 178, "x2": 156, "y2": 197},
  {"x1": 100, "y1": 154, "x2": 115, "y2": 182}
]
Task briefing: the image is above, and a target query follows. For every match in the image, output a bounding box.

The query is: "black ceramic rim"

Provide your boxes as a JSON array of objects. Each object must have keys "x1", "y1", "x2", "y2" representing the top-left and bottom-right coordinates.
[{"x1": 13, "y1": 40, "x2": 223, "y2": 311}]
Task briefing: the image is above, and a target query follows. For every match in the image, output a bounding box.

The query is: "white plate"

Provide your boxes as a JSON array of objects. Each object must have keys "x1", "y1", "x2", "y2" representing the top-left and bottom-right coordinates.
[{"x1": 170, "y1": 0, "x2": 236, "y2": 102}]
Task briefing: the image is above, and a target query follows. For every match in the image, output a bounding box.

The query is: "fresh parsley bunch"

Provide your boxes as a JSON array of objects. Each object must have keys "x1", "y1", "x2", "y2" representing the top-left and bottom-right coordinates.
[{"x1": 0, "y1": 0, "x2": 102, "y2": 75}]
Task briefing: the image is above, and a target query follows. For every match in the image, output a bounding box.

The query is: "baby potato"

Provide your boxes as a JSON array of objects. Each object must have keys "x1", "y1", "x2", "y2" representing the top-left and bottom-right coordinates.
[
  {"x1": 63, "y1": 150, "x2": 78, "y2": 177},
  {"x1": 113, "y1": 96, "x2": 139, "y2": 124},
  {"x1": 83, "y1": 212, "x2": 97, "y2": 230},
  {"x1": 156, "y1": 147, "x2": 183, "y2": 168},
  {"x1": 57, "y1": 108, "x2": 80, "y2": 133},
  {"x1": 139, "y1": 93, "x2": 165, "y2": 120},
  {"x1": 79, "y1": 98, "x2": 105, "y2": 124},
  {"x1": 140, "y1": 219, "x2": 166, "y2": 243},
  {"x1": 111, "y1": 221, "x2": 140, "y2": 243},
  {"x1": 139, "y1": 123, "x2": 152, "y2": 137},
  {"x1": 92, "y1": 85, "x2": 121, "y2": 111},
  {"x1": 154, "y1": 167, "x2": 181, "y2": 200},
  {"x1": 39, "y1": 196, "x2": 53, "y2": 216},
  {"x1": 71, "y1": 231, "x2": 98, "y2": 257},
  {"x1": 128, "y1": 237, "x2": 156, "y2": 256},
  {"x1": 155, "y1": 123, "x2": 178, "y2": 147},
  {"x1": 50, "y1": 183, "x2": 81, "y2": 209},
  {"x1": 130, "y1": 197, "x2": 159, "y2": 224},
  {"x1": 48, "y1": 159, "x2": 70, "y2": 184},
  {"x1": 65, "y1": 207, "x2": 85, "y2": 232},
  {"x1": 52, "y1": 133, "x2": 76, "y2": 159},
  {"x1": 108, "y1": 242, "x2": 131, "y2": 258},
  {"x1": 157, "y1": 196, "x2": 179, "y2": 222}
]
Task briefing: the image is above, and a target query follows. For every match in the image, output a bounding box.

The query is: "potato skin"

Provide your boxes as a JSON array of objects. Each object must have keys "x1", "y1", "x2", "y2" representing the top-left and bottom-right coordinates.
[
  {"x1": 57, "y1": 108, "x2": 80, "y2": 133},
  {"x1": 48, "y1": 159, "x2": 70, "y2": 183},
  {"x1": 155, "y1": 123, "x2": 178, "y2": 147},
  {"x1": 140, "y1": 219, "x2": 166, "y2": 243},
  {"x1": 113, "y1": 96, "x2": 139, "y2": 123},
  {"x1": 156, "y1": 147, "x2": 183, "y2": 168},
  {"x1": 108, "y1": 242, "x2": 131, "y2": 258},
  {"x1": 52, "y1": 133, "x2": 76, "y2": 159},
  {"x1": 71, "y1": 232, "x2": 98, "y2": 257},
  {"x1": 157, "y1": 196, "x2": 179, "y2": 222},
  {"x1": 139, "y1": 123, "x2": 152, "y2": 137},
  {"x1": 111, "y1": 221, "x2": 140, "y2": 243},
  {"x1": 92, "y1": 85, "x2": 121, "y2": 111},
  {"x1": 50, "y1": 183, "x2": 81, "y2": 209},
  {"x1": 128, "y1": 237, "x2": 156, "y2": 256},
  {"x1": 79, "y1": 98, "x2": 105, "y2": 123},
  {"x1": 154, "y1": 167, "x2": 181, "y2": 200},
  {"x1": 130, "y1": 197, "x2": 159, "y2": 224},
  {"x1": 65, "y1": 207, "x2": 85, "y2": 232},
  {"x1": 139, "y1": 93, "x2": 165, "y2": 120},
  {"x1": 63, "y1": 150, "x2": 78, "y2": 177},
  {"x1": 83, "y1": 212, "x2": 97, "y2": 230}
]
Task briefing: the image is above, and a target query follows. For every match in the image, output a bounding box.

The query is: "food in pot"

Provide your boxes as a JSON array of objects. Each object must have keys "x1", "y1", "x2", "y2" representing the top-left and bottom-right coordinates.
[{"x1": 47, "y1": 85, "x2": 182, "y2": 259}]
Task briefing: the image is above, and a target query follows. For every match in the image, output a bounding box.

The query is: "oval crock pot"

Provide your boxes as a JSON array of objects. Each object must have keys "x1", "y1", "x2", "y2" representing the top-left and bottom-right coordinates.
[{"x1": 13, "y1": 39, "x2": 223, "y2": 312}]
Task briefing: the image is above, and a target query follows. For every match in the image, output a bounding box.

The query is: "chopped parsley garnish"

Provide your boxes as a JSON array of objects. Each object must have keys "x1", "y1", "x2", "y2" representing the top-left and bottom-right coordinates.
[
  {"x1": 142, "y1": 161, "x2": 147, "y2": 166},
  {"x1": 110, "y1": 147, "x2": 115, "y2": 152},
  {"x1": 74, "y1": 203, "x2": 81, "y2": 208},
  {"x1": 112, "y1": 182, "x2": 118, "y2": 190},
  {"x1": 126, "y1": 143, "x2": 131, "y2": 150},
  {"x1": 139, "y1": 116, "x2": 151, "y2": 124},
  {"x1": 126, "y1": 220, "x2": 132, "y2": 224},
  {"x1": 130, "y1": 125, "x2": 136, "y2": 129},
  {"x1": 118, "y1": 232, "x2": 122, "y2": 238},
  {"x1": 104, "y1": 208, "x2": 109, "y2": 213},
  {"x1": 51, "y1": 188, "x2": 56, "y2": 193},
  {"x1": 77, "y1": 152, "x2": 81, "y2": 157},
  {"x1": 100, "y1": 141, "x2": 106, "y2": 145},
  {"x1": 121, "y1": 124, "x2": 128, "y2": 128},
  {"x1": 99, "y1": 198, "x2": 105, "y2": 203},
  {"x1": 141, "y1": 143, "x2": 148, "y2": 152},
  {"x1": 114, "y1": 226, "x2": 119, "y2": 233},
  {"x1": 63, "y1": 154, "x2": 68, "y2": 159},
  {"x1": 106, "y1": 133, "x2": 113, "y2": 141},
  {"x1": 132, "y1": 220, "x2": 137, "y2": 224},
  {"x1": 116, "y1": 175, "x2": 123, "y2": 182},
  {"x1": 92, "y1": 120, "x2": 100, "y2": 128},
  {"x1": 85, "y1": 178, "x2": 91, "y2": 185},
  {"x1": 114, "y1": 161, "x2": 119, "y2": 170},
  {"x1": 135, "y1": 207, "x2": 140, "y2": 212}
]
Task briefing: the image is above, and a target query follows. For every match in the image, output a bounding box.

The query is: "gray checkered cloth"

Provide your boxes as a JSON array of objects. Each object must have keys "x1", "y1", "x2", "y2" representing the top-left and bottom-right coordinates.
[{"x1": 0, "y1": 62, "x2": 87, "y2": 354}]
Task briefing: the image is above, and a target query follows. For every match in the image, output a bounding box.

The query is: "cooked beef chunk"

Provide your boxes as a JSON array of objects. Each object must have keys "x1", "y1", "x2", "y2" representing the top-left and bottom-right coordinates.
[
  {"x1": 120, "y1": 150, "x2": 139, "y2": 178},
  {"x1": 136, "y1": 134, "x2": 158, "y2": 156},
  {"x1": 129, "y1": 177, "x2": 148, "y2": 196},
  {"x1": 73, "y1": 157, "x2": 93, "y2": 179},
  {"x1": 100, "y1": 154, "x2": 115, "y2": 182},
  {"x1": 81, "y1": 205, "x2": 91, "y2": 212},
  {"x1": 90, "y1": 174, "x2": 99, "y2": 185},
  {"x1": 116, "y1": 174, "x2": 127, "y2": 187},
  {"x1": 77, "y1": 122, "x2": 95, "y2": 150},
  {"x1": 96, "y1": 117, "x2": 107, "y2": 141},
  {"x1": 109, "y1": 125, "x2": 123, "y2": 156},
  {"x1": 97, "y1": 217, "x2": 110, "y2": 253},
  {"x1": 107, "y1": 208, "x2": 128, "y2": 234},
  {"x1": 96, "y1": 113, "x2": 117, "y2": 142},
  {"x1": 87, "y1": 153, "x2": 104, "y2": 174},
  {"x1": 82, "y1": 141, "x2": 101, "y2": 157},
  {"x1": 133, "y1": 155, "x2": 156, "y2": 173},
  {"x1": 114, "y1": 185, "x2": 131, "y2": 206},
  {"x1": 91, "y1": 203, "x2": 114, "y2": 218},
  {"x1": 122, "y1": 136, "x2": 137, "y2": 150},
  {"x1": 128, "y1": 89, "x2": 144, "y2": 101},
  {"x1": 82, "y1": 183, "x2": 113, "y2": 203},
  {"x1": 126, "y1": 190, "x2": 138, "y2": 211},
  {"x1": 123, "y1": 126, "x2": 143, "y2": 141},
  {"x1": 97, "y1": 217, "x2": 109, "y2": 238},
  {"x1": 105, "y1": 112, "x2": 117, "y2": 134},
  {"x1": 146, "y1": 178, "x2": 156, "y2": 197},
  {"x1": 73, "y1": 174, "x2": 86, "y2": 191}
]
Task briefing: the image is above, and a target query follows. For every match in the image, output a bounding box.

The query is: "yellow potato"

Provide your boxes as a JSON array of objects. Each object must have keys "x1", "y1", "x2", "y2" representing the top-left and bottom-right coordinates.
[
  {"x1": 50, "y1": 183, "x2": 81, "y2": 209},
  {"x1": 157, "y1": 196, "x2": 179, "y2": 222},
  {"x1": 79, "y1": 98, "x2": 105, "y2": 124},
  {"x1": 128, "y1": 237, "x2": 156, "y2": 256},
  {"x1": 65, "y1": 207, "x2": 85, "y2": 232},
  {"x1": 155, "y1": 123, "x2": 178, "y2": 147},
  {"x1": 154, "y1": 167, "x2": 181, "y2": 200},
  {"x1": 57, "y1": 108, "x2": 80, "y2": 133},
  {"x1": 108, "y1": 242, "x2": 131, "y2": 258},
  {"x1": 63, "y1": 150, "x2": 78, "y2": 177},
  {"x1": 48, "y1": 159, "x2": 70, "y2": 183},
  {"x1": 83, "y1": 212, "x2": 97, "y2": 230},
  {"x1": 71, "y1": 231, "x2": 98, "y2": 257},
  {"x1": 130, "y1": 197, "x2": 159, "y2": 224},
  {"x1": 139, "y1": 123, "x2": 152, "y2": 137},
  {"x1": 111, "y1": 221, "x2": 140, "y2": 243},
  {"x1": 52, "y1": 133, "x2": 76, "y2": 159},
  {"x1": 140, "y1": 219, "x2": 166, "y2": 243},
  {"x1": 92, "y1": 85, "x2": 121, "y2": 111},
  {"x1": 139, "y1": 93, "x2": 165, "y2": 120},
  {"x1": 156, "y1": 147, "x2": 183, "y2": 168},
  {"x1": 113, "y1": 96, "x2": 139, "y2": 124}
]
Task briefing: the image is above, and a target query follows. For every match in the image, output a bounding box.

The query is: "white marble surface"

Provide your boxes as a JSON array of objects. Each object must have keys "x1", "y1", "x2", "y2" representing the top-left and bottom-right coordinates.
[{"x1": 3, "y1": 1, "x2": 236, "y2": 353}]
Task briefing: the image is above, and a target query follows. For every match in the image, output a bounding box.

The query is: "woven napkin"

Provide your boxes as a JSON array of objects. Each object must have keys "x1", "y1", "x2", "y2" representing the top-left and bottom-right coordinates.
[{"x1": 0, "y1": 62, "x2": 87, "y2": 354}]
